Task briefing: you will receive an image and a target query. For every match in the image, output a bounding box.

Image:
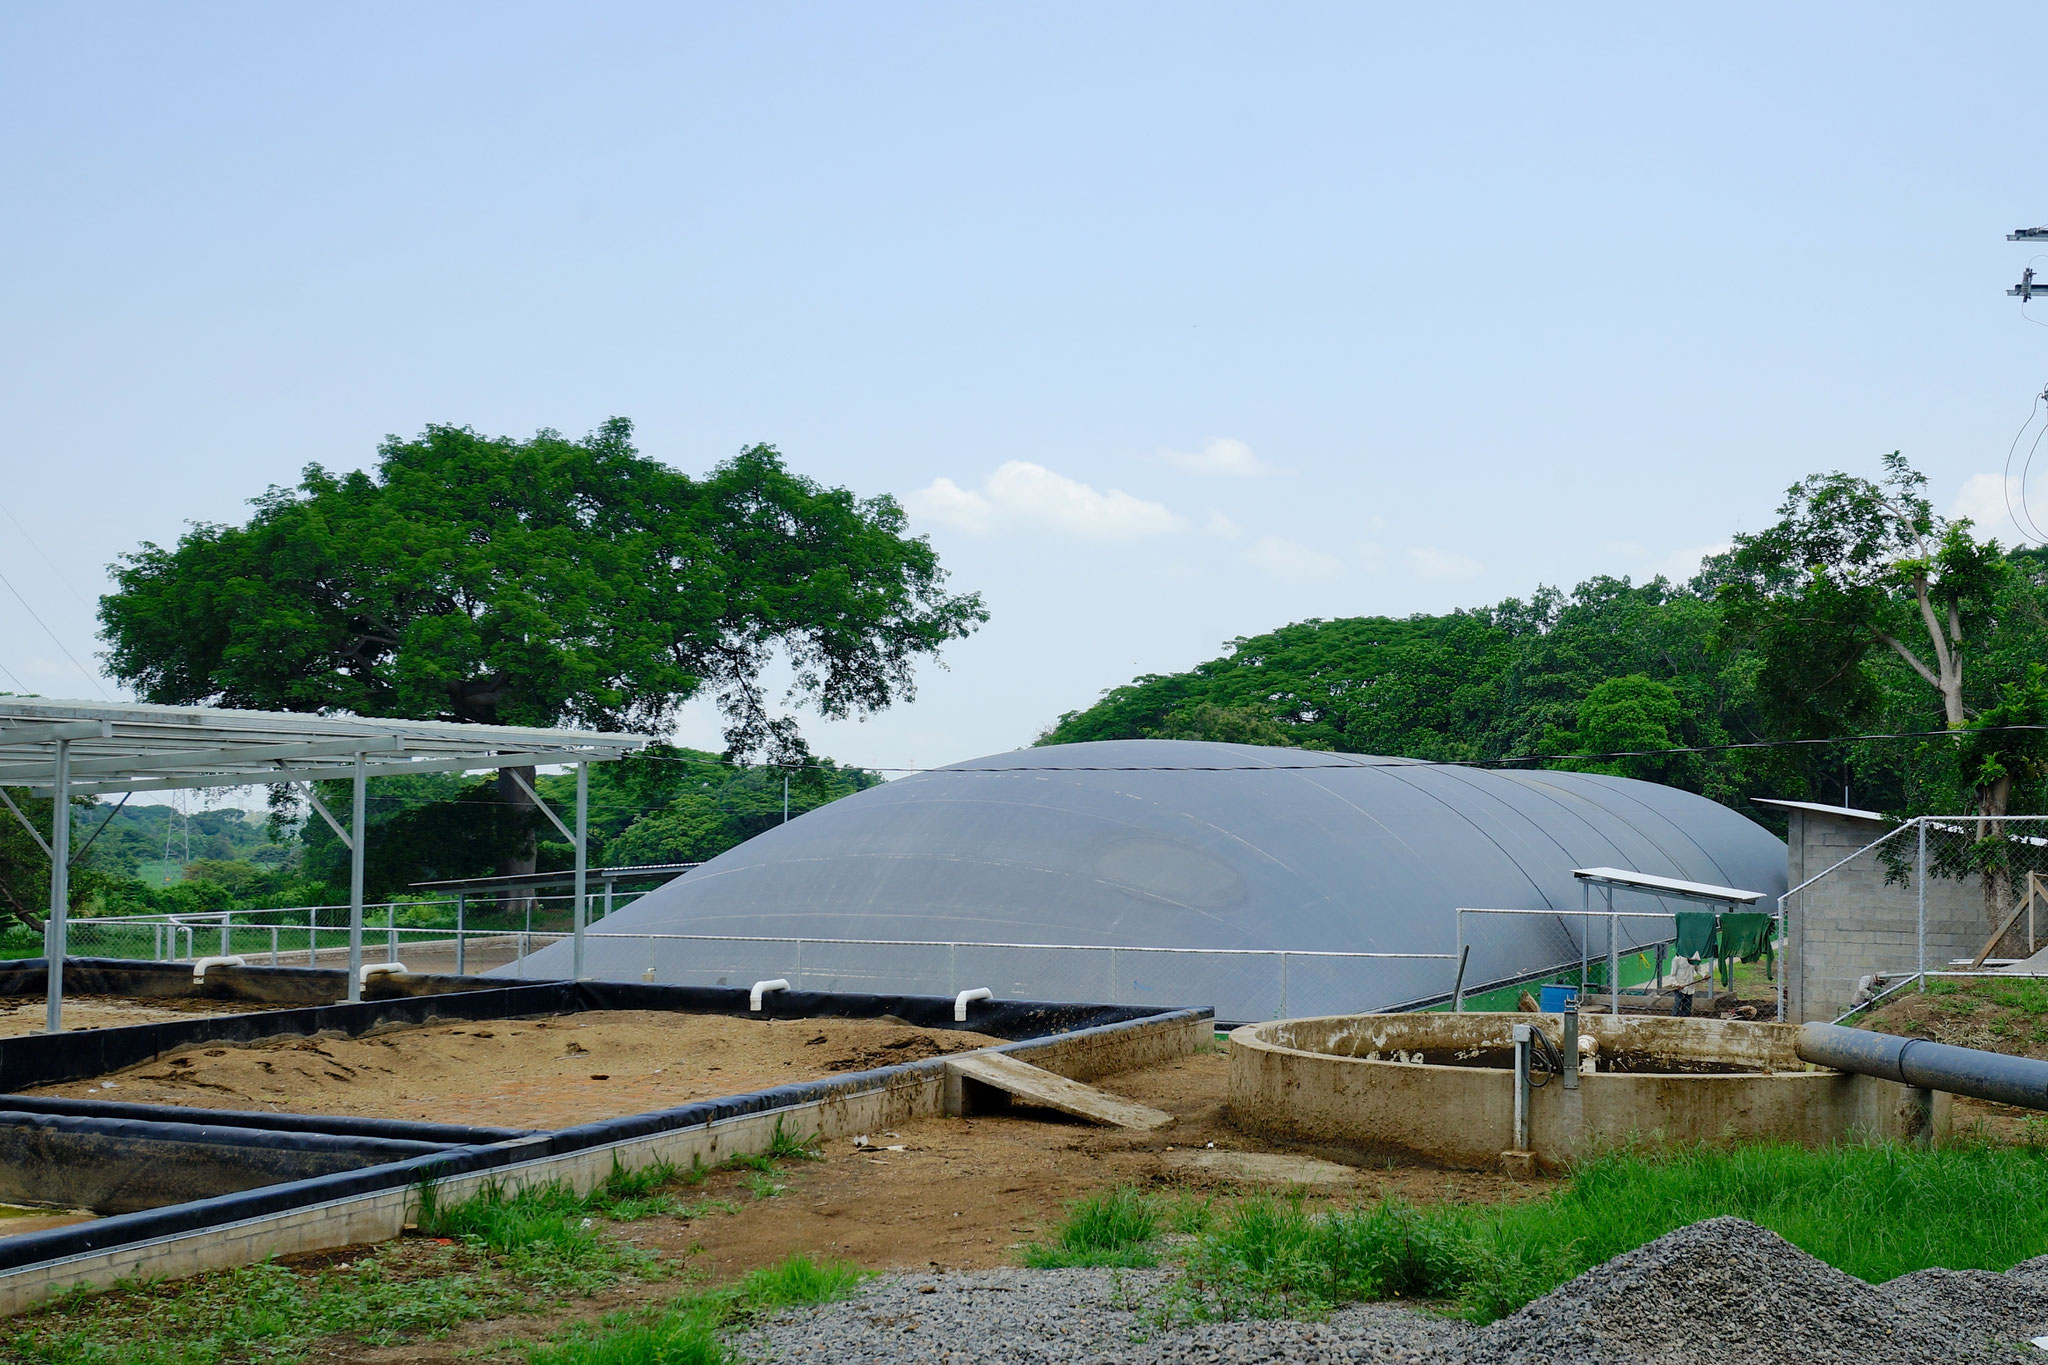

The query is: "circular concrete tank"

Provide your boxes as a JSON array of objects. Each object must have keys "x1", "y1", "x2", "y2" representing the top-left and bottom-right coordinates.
[{"x1": 1229, "y1": 1013, "x2": 1944, "y2": 1172}]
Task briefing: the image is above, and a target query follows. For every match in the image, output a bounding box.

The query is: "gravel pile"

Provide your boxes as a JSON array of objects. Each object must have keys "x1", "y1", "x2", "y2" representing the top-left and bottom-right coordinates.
[
  {"x1": 745, "y1": 1219, "x2": 2048, "y2": 1364},
  {"x1": 1468, "y1": 1216, "x2": 2048, "y2": 1364}
]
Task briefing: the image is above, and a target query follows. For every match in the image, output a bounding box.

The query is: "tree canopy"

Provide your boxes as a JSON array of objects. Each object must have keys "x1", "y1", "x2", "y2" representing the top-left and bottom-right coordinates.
[
  {"x1": 1043, "y1": 453, "x2": 2048, "y2": 827},
  {"x1": 99, "y1": 420, "x2": 987, "y2": 758}
]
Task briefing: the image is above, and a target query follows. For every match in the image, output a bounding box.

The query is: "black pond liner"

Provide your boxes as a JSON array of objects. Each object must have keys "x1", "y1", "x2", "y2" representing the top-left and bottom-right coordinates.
[{"x1": 0, "y1": 959, "x2": 1209, "y2": 1274}]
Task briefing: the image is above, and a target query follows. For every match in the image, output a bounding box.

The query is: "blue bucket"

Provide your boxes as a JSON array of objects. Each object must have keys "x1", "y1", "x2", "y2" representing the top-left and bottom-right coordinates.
[{"x1": 1538, "y1": 984, "x2": 1579, "y2": 1013}]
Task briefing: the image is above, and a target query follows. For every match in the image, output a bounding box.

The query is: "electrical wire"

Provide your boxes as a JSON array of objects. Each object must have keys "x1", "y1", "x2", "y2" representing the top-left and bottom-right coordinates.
[
  {"x1": 2002, "y1": 385, "x2": 2048, "y2": 544},
  {"x1": 0, "y1": 564, "x2": 111, "y2": 700},
  {"x1": 0, "y1": 498, "x2": 95, "y2": 612},
  {"x1": 621, "y1": 722, "x2": 2048, "y2": 774}
]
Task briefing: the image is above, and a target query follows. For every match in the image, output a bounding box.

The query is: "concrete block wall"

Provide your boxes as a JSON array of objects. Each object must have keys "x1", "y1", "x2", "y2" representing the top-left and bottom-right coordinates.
[{"x1": 1785, "y1": 809, "x2": 1990, "y2": 1021}]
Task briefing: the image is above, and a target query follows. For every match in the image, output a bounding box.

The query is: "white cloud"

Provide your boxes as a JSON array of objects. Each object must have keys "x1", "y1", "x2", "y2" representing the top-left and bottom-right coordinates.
[
  {"x1": 906, "y1": 461, "x2": 1183, "y2": 541},
  {"x1": 1406, "y1": 547, "x2": 1483, "y2": 581},
  {"x1": 1153, "y1": 437, "x2": 1271, "y2": 477},
  {"x1": 1204, "y1": 510, "x2": 1242, "y2": 538},
  {"x1": 1952, "y1": 472, "x2": 2038, "y2": 541},
  {"x1": 905, "y1": 476, "x2": 994, "y2": 534},
  {"x1": 1242, "y1": 535, "x2": 1346, "y2": 583}
]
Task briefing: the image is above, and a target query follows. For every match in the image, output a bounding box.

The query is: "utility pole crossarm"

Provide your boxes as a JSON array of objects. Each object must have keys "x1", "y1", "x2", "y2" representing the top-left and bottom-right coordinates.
[{"x1": 2009, "y1": 228, "x2": 2048, "y2": 241}]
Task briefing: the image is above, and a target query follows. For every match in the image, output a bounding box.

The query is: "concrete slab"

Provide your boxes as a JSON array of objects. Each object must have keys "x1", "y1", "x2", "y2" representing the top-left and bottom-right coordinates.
[
  {"x1": 1162, "y1": 1148, "x2": 1354, "y2": 1184},
  {"x1": 944, "y1": 1052, "x2": 1174, "y2": 1130}
]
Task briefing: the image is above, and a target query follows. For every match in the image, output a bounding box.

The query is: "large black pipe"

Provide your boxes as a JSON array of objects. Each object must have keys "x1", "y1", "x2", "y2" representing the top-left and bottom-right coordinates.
[{"x1": 1796, "y1": 1022, "x2": 2048, "y2": 1110}]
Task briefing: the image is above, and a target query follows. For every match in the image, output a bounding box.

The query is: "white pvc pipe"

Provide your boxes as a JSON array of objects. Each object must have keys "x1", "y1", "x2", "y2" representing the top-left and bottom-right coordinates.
[
  {"x1": 191, "y1": 954, "x2": 246, "y2": 981},
  {"x1": 750, "y1": 978, "x2": 790, "y2": 1011},
  {"x1": 360, "y1": 962, "x2": 408, "y2": 984},
  {"x1": 954, "y1": 987, "x2": 993, "y2": 1022}
]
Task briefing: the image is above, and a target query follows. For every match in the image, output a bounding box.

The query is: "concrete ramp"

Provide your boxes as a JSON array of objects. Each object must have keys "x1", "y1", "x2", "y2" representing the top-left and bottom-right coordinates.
[{"x1": 944, "y1": 1052, "x2": 1174, "y2": 1130}]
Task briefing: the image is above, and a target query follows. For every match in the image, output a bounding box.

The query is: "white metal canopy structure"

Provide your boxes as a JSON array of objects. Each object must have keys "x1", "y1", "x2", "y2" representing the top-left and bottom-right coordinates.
[
  {"x1": 0, "y1": 697, "x2": 649, "y2": 1029},
  {"x1": 1569, "y1": 865, "x2": 1769, "y2": 1017}
]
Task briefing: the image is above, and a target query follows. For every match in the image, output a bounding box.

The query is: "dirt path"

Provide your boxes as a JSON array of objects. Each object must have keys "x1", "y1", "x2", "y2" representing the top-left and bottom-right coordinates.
[
  {"x1": 25, "y1": 1012, "x2": 1007, "y2": 1128},
  {"x1": 328, "y1": 1050, "x2": 1552, "y2": 1364}
]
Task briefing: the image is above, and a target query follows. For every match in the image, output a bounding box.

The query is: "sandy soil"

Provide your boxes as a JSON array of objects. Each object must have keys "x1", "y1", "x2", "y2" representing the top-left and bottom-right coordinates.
[
  {"x1": 0, "y1": 994, "x2": 262, "y2": 1039},
  {"x1": 25, "y1": 1012, "x2": 1008, "y2": 1128},
  {"x1": 319, "y1": 1049, "x2": 1551, "y2": 1365}
]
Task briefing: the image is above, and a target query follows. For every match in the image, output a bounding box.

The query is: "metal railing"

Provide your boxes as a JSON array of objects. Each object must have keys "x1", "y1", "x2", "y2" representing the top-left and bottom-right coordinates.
[{"x1": 49, "y1": 901, "x2": 1460, "y2": 1024}]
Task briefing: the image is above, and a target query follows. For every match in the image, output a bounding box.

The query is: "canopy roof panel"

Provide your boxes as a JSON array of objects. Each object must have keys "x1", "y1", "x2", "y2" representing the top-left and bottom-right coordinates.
[{"x1": 0, "y1": 697, "x2": 649, "y2": 796}]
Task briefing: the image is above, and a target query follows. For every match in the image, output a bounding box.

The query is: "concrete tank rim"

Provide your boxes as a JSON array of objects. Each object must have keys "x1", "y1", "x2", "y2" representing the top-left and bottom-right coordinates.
[{"x1": 1232, "y1": 1012, "x2": 1821, "y2": 1077}]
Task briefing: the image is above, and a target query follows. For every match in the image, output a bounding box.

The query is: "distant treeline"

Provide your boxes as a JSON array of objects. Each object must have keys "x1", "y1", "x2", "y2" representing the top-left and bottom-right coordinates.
[{"x1": 1044, "y1": 457, "x2": 2048, "y2": 831}]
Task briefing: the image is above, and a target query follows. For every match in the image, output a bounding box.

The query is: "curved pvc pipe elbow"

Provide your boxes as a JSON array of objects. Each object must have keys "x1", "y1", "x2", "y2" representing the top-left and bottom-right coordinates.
[
  {"x1": 191, "y1": 955, "x2": 245, "y2": 982},
  {"x1": 751, "y1": 978, "x2": 790, "y2": 1012},
  {"x1": 360, "y1": 962, "x2": 408, "y2": 984},
  {"x1": 955, "y1": 987, "x2": 993, "y2": 1022}
]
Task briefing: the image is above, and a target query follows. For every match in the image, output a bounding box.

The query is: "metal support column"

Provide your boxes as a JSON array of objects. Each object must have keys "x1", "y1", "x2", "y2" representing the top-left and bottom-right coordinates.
[
  {"x1": 571, "y1": 761, "x2": 589, "y2": 981},
  {"x1": 1916, "y1": 817, "x2": 1928, "y2": 992},
  {"x1": 1605, "y1": 885, "x2": 1619, "y2": 1016},
  {"x1": 44, "y1": 738, "x2": 70, "y2": 1034},
  {"x1": 347, "y1": 755, "x2": 366, "y2": 1003}
]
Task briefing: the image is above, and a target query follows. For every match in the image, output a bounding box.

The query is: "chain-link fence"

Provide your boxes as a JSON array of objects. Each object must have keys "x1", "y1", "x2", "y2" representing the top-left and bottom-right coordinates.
[
  {"x1": 58, "y1": 889, "x2": 654, "y2": 978},
  {"x1": 51, "y1": 900, "x2": 1458, "y2": 1025},
  {"x1": 1783, "y1": 813, "x2": 2048, "y2": 1021},
  {"x1": 1452, "y1": 907, "x2": 1753, "y2": 1014},
  {"x1": 499, "y1": 933, "x2": 1456, "y2": 1024}
]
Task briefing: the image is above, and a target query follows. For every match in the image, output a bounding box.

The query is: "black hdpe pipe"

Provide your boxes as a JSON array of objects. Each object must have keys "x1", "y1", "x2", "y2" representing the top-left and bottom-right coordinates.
[{"x1": 1797, "y1": 1023, "x2": 2048, "y2": 1110}]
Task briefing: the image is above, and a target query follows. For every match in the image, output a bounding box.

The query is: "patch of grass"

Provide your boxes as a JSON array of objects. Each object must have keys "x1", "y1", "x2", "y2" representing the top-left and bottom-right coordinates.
[
  {"x1": 527, "y1": 1300, "x2": 730, "y2": 1365},
  {"x1": 740, "y1": 1169, "x2": 787, "y2": 1200},
  {"x1": 1022, "y1": 1185, "x2": 1161, "y2": 1268},
  {"x1": 1141, "y1": 1141, "x2": 2048, "y2": 1328},
  {"x1": 1169, "y1": 1196, "x2": 1470, "y2": 1322},
  {"x1": 525, "y1": 1255, "x2": 863, "y2": 1365},
  {"x1": 734, "y1": 1253, "x2": 865, "y2": 1312},
  {"x1": 1167, "y1": 1190, "x2": 1218, "y2": 1236},
  {"x1": 763, "y1": 1118, "x2": 823, "y2": 1162},
  {"x1": 6, "y1": 1239, "x2": 564, "y2": 1364}
]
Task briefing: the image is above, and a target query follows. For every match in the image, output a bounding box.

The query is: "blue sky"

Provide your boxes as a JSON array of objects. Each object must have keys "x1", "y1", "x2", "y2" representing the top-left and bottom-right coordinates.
[{"x1": 4, "y1": 4, "x2": 2046, "y2": 774}]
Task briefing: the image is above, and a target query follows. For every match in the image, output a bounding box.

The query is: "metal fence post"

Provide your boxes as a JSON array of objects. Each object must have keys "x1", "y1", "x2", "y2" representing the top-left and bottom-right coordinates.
[
  {"x1": 386, "y1": 904, "x2": 398, "y2": 962},
  {"x1": 1606, "y1": 885, "x2": 1619, "y2": 1017},
  {"x1": 1454, "y1": 911, "x2": 1465, "y2": 1012},
  {"x1": 1917, "y1": 817, "x2": 1928, "y2": 992},
  {"x1": 1279, "y1": 951, "x2": 1290, "y2": 1017},
  {"x1": 43, "y1": 736, "x2": 70, "y2": 1034},
  {"x1": 1775, "y1": 893, "x2": 1787, "y2": 1022},
  {"x1": 270, "y1": 925, "x2": 279, "y2": 966},
  {"x1": 219, "y1": 914, "x2": 230, "y2": 958},
  {"x1": 454, "y1": 894, "x2": 466, "y2": 976},
  {"x1": 571, "y1": 761, "x2": 589, "y2": 981}
]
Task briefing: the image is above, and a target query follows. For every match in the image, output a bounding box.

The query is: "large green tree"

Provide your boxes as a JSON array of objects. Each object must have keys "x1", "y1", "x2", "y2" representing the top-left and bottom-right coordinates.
[{"x1": 99, "y1": 420, "x2": 984, "y2": 882}]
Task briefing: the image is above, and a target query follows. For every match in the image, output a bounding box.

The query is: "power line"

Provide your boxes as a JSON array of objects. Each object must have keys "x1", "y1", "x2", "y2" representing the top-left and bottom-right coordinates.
[
  {"x1": 0, "y1": 563, "x2": 111, "y2": 700},
  {"x1": 626, "y1": 723, "x2": 2048, "y2": 775},
  {"x1": 0, "y1": 498, "x2": 96, "y2": 612}
]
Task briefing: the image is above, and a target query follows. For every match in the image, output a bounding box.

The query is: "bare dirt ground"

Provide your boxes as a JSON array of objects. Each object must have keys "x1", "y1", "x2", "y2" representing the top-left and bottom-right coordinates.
[
  {"x1": 320, "y1": 1049, "x2": 1553, "y2": 1365},
  {"x1": 23, "y1": 1012, "x2": 1007, "y2": 1127},
  {"x1": 0, "y1": 994, "x2": 261, "y2": 1038}
]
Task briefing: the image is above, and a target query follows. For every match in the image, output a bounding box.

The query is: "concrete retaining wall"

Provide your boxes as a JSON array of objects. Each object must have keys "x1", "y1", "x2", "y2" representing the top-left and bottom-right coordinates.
[
  {"x1": 0, "y1": 1006, "x2": 1205, "y2": 1315},
  {"x1": 1230, "y1": 1012, "x2": 1944, "y2": 1172}
]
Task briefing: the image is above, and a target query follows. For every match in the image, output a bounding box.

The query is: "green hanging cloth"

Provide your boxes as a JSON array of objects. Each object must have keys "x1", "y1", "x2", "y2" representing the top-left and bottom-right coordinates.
[{"x1": 1673, "y1": 911, "x2": 1720, "y2": 960}]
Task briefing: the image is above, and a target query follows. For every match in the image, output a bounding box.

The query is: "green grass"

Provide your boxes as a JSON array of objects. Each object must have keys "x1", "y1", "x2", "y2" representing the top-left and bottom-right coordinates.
[
  {"x1": 525, "y1": 1255, "x2": 865, "y2": 1365},
  {"x1": 6, "y1": 1237, "x2": 581, "y2": 1364},
  {"x1": 1038, "y1": 1142, "x2": 2048, "y2": 1328},
  {"x1": 1021, "y1": 1185, "x2": 1162, "y2": 1268}
]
